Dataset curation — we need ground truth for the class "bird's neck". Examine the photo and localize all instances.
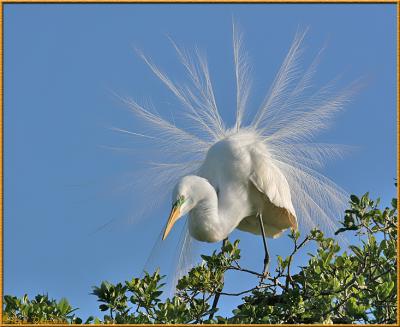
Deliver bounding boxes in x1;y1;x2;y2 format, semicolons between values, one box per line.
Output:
188;184;240;243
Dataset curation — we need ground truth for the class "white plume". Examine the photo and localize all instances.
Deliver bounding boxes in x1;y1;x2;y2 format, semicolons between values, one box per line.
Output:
116;26;360;286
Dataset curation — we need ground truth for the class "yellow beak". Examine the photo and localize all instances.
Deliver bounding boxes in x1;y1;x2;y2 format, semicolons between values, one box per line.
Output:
162;204;181;240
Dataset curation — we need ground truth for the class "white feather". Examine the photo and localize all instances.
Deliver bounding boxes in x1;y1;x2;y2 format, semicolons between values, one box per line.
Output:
116;26;358;288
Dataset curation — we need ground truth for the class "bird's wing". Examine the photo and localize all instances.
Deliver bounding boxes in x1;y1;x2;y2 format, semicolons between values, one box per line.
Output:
249;149;298;232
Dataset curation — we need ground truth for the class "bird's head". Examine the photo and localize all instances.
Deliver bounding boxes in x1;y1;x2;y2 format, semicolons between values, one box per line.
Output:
162;175;210;240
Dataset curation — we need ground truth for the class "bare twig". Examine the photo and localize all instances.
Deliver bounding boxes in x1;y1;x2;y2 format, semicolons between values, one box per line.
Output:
228;265;264;278
209;238;228;320
220;287;258;297
285;235;310;289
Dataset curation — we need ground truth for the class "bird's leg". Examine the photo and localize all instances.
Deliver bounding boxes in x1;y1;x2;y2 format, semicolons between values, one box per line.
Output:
258;214;270;282
209;237;228;320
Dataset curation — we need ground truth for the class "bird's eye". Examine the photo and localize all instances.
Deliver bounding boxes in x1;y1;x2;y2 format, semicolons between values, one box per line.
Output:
173;195;185;207
177;195;185;206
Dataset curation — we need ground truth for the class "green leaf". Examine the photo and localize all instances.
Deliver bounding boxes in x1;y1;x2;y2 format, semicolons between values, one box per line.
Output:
99;304;109;311
350;194;360;205
57;298;70;315
349;245;363;259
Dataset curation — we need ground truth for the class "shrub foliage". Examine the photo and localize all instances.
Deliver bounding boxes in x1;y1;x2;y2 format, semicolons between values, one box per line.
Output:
4;191;397;324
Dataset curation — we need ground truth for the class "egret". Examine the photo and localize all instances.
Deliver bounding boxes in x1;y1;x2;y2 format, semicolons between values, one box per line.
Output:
118;26;359;280
162;131;297;276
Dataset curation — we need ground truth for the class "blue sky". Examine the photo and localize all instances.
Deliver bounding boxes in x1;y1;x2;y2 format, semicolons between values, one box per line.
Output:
4;4;396;319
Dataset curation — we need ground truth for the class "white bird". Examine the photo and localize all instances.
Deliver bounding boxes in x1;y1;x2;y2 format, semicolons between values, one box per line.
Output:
117;25;359;280
162;129;298;275
163;130;296;243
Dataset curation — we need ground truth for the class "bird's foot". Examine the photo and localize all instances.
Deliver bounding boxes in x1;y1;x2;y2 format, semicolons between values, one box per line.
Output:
259;260;269;284
258;271;269;285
